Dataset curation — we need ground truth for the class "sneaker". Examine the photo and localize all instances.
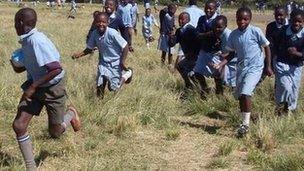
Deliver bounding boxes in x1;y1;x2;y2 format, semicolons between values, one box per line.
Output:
122;67;133;84
237;124;249;138
68;105;81;132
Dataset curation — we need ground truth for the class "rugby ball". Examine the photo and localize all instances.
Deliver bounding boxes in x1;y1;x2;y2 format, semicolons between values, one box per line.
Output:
11;48;24;68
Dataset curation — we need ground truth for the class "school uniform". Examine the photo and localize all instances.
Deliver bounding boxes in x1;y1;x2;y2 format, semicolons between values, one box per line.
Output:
226;25;270;98
131;3;138;29
18;28;66;124
169;23;200;87
158;10;175;53
193;13;218;76
274;26;304;110
183;5;205;28
117;3;133;28
142;14;157;40
193;28;236;86
87;27;127;91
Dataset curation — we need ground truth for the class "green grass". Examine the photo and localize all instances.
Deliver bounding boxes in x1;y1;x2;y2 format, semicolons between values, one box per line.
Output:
1;2;304;170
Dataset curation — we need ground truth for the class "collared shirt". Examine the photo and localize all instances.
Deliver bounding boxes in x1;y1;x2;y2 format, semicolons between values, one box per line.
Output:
266;19;289;54
117;3;133;27
226;25;270;69
196;13;217;33
142;14;157;31
276;26;304;66
130;3;138;27
159;8;175;34
87;27;127;66
183;5;205;28
19;28;64;87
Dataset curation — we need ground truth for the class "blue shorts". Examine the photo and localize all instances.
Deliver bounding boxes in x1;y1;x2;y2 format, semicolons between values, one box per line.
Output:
274;61;303;110
97;64;121;91
157;34;175;54
235;64;263;98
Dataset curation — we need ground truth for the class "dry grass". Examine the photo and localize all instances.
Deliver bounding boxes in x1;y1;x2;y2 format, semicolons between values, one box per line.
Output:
1;2;304;170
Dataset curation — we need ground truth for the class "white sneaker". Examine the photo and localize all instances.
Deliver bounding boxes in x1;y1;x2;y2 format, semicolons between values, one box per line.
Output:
122;68;133;84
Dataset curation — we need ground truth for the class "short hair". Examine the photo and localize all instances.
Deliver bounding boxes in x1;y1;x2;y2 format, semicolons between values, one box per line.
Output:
215;15;227;26
188;0;197;6
236;6;252;19
274;5;287;13
168;3;176;10
179;12;190;21
93;10;101;18
105;0;117;6
290;9;304;20
15;7;37;28
96;11;109;20
205;0;216;6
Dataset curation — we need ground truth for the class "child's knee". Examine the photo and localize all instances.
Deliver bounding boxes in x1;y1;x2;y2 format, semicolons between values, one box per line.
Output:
12;119;27;135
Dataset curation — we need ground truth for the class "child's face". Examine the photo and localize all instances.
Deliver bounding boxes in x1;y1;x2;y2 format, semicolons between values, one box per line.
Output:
95;15;109;34
104;0;116;14
14;16;23;36
274;9;287;25
236;11;251;31
214;19;226;36
168;6;176;16
205;2;216;19
145;9;151;16
291;14;304;33
178;14;188;27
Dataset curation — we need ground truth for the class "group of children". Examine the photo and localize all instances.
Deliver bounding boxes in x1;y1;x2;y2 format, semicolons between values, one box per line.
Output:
8;0;304;169
157;0;303;137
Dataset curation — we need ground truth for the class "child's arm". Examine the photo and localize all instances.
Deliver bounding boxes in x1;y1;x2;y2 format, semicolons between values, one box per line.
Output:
120;44;129;70
22;61;62;101
72;48;94;59
264;45;273;76
288;47;304;59
212;52;235;70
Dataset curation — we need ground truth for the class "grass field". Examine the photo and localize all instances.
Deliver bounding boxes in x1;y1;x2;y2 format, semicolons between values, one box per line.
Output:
1;2;304;170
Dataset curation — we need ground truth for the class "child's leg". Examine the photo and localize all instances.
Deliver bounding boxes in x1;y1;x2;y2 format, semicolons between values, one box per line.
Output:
239;94;251;124
97;81;106;99
13;102;40;170
161;51;166;64
176;58;195;89
194;73;209;98
45;80;80;137
214;77;224;95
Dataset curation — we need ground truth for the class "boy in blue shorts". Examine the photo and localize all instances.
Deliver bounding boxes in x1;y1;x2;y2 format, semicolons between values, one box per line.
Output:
72;12;133;99
217;7;273;137
274;10;304;116
11;8;81;171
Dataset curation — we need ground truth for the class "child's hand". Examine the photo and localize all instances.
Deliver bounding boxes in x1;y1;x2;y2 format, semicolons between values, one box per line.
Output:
288;47;298;56
265;66;274;77
22;85;36;101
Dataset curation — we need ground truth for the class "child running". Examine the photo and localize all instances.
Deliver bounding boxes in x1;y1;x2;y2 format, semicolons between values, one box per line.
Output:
142;8;159;48
217;7;273;137
192;0;218;97
158;4;177;65
274;9;304;115
169;12;200;90
130;0;139;35
11;8;80;171
260;6;289;81
72;12;133;99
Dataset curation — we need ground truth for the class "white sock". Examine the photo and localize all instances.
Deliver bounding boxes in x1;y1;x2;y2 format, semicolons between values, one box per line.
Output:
122;69;132;81
242;112;251;126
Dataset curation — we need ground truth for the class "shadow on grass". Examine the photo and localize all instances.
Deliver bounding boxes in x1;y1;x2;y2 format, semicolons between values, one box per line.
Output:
35;150;51;166
206;111;228;120
0;151;20;166
179;121;222;134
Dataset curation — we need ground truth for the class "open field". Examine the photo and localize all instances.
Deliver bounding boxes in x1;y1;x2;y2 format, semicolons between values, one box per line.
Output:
0;2;304;170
